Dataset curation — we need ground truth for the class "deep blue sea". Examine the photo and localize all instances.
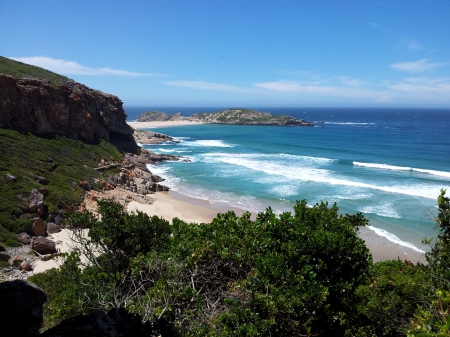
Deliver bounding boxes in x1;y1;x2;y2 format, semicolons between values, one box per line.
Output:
125;107;450;252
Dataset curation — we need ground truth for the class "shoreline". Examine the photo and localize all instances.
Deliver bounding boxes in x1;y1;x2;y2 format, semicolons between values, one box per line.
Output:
127;121;204;129
128;190;426;264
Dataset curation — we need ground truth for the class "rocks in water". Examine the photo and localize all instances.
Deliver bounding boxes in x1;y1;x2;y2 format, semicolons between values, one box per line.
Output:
0;280;47;336
31;237;57;255
5;173;15;181
28;189;45;216
31;218;46;237
46;223;60;234
133;130;179;144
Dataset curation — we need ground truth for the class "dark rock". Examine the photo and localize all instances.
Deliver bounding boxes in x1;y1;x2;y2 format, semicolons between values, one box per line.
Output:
28;189;44;216
0;252;11;262
31;237;57;254
5;173;15;181
18;232;31;245
0;280;47;336
36;176;49;185
79;180;91;191
46;222;61;234
41;307;170;337
31;217;46;236
39;187;49;196
54;215;64;224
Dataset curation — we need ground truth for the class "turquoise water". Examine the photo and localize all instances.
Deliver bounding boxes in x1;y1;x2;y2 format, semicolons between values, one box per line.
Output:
126;107;450;252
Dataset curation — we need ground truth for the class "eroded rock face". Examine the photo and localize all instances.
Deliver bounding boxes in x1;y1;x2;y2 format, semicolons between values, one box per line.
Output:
0;74;138;152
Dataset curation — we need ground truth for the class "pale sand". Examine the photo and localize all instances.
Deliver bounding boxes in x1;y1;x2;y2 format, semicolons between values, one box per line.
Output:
32;229;75;274
33;191;426;274
127;121;204;129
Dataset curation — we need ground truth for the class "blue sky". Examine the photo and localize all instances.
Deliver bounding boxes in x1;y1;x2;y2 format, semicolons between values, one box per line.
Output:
1;0;449;108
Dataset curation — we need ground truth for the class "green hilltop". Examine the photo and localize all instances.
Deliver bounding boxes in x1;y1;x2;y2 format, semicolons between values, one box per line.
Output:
0;56;70;86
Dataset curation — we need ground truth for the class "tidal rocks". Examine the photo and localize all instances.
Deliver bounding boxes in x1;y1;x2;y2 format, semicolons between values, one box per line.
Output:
133;130;179;144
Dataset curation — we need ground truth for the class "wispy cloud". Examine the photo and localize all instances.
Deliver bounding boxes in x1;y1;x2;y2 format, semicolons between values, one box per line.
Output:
390;59;443;73
165;80;246;92
10;56;161;76
400;37;423;51
389;77;450;93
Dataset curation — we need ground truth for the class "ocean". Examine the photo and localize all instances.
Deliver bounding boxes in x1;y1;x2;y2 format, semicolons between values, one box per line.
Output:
125;107;450;253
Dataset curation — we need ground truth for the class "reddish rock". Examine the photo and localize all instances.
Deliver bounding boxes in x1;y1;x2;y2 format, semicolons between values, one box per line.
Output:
28;189;44;215
39;187;49;196
0;74;138;153
31;218;46;236
31;237;57;255
46;222;60;234
79;180;91;191
21;260;33;271
36;176;49;185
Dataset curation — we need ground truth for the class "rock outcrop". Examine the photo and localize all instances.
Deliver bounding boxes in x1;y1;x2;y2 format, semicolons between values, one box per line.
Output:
0;74;138;152
133;130;179;144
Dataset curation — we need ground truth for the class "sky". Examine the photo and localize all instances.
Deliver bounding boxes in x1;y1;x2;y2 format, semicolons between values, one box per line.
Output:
1;0;449;108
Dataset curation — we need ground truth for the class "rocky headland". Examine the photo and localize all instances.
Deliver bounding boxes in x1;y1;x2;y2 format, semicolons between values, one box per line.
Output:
136;108;314;126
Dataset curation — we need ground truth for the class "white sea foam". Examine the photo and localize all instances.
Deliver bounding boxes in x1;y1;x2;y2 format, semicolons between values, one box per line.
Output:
136;142;143;147
185;140;233;147
366;226;425;253
156;148;191;153
324;122;376;126
358;203;402;219
201;153;443;199
336;193;373;200
354;161;450;179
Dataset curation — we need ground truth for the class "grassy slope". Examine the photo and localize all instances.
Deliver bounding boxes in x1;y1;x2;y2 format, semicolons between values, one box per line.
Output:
0;56;70;86
0;129;122;246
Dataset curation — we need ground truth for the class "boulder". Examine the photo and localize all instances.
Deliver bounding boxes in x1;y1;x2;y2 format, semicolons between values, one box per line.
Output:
29;189;44;215
31;237;57;255
5;173;15;181
31;217;46;236
0;253;11;262
0;280;47;336
36;176;49;185
41;307;165;337
18;232;31;245
46;222;61;234
39;187;49;196
21;260;33;271
79;180;91;191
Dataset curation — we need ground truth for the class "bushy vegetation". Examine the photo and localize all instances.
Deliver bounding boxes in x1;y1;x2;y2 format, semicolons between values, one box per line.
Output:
0;129;122;246
0;56;70;86
26;195;447;336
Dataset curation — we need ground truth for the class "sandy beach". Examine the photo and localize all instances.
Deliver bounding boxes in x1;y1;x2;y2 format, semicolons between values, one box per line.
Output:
33;189;426;274
127;121;204;129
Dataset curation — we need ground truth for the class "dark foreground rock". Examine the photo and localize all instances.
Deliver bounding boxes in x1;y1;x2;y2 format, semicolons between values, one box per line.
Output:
0;280;47;336
0;280;175;337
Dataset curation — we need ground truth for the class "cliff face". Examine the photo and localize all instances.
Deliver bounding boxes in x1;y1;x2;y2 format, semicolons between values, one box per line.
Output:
0;74;138;152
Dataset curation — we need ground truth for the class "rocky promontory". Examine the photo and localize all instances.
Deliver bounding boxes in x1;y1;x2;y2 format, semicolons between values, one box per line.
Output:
0;58;138;152
136;108;314;126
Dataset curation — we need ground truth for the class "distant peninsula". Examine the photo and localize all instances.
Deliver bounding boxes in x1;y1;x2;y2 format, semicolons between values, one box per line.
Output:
136;108;314;126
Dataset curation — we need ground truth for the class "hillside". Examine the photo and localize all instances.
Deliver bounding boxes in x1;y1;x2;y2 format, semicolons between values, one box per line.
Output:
0;56;70;86
136;108;314;126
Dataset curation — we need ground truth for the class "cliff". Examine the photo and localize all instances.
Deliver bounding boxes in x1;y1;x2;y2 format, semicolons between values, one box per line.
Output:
136;108;314;126
0;59;138;153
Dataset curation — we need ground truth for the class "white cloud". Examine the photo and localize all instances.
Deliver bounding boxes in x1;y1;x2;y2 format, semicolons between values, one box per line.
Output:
10;56;160;76
165;80;245;92
389;77;450;93
400;37;423;51
390;59;442;73
253;80;378;99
